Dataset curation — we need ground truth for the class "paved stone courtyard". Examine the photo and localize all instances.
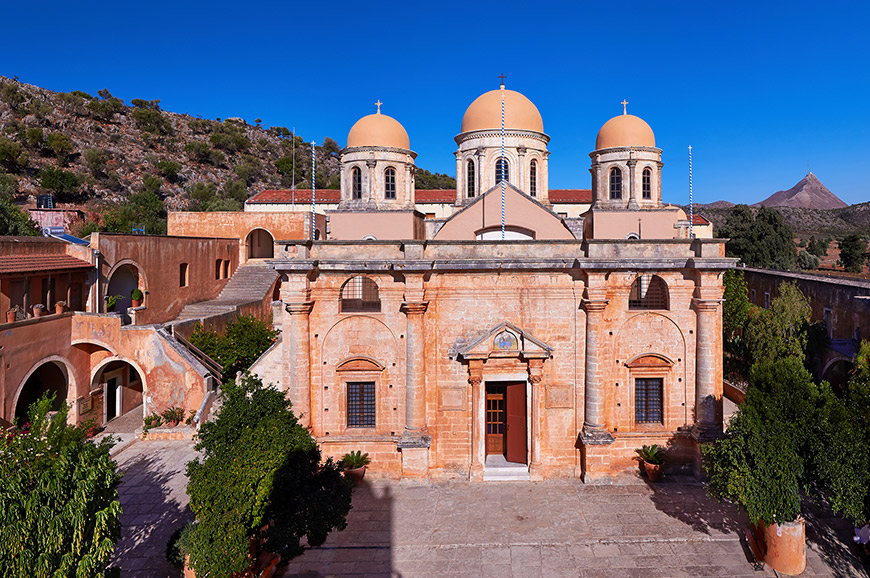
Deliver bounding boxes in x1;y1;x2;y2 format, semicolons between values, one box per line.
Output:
112;439;868;578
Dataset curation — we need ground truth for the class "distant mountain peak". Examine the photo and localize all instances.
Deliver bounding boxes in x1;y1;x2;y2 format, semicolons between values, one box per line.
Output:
753;173;847;210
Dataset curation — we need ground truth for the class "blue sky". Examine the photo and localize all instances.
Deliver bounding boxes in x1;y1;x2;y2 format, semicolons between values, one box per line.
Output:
2;1;868;205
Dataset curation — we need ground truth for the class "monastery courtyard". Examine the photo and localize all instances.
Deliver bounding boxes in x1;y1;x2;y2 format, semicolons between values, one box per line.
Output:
111;439;866;578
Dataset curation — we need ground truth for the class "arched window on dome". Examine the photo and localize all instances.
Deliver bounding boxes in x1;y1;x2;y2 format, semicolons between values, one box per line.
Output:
341;276;381;313
529;160;537;197
384;167;396;199
628;274;669;310
642;168;652;200
496;158;509;184
609;167;622;200
352;167;362;200
467;159;476;198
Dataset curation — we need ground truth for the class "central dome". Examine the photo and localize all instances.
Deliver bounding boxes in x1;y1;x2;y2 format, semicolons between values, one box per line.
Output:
347;111;410;149
461;87;544;133
595;114;655;150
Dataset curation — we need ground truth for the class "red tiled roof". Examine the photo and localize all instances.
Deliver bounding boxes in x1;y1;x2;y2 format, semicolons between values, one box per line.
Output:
247;189;342;204
548;189;593;203
692;214;711;225
415;189;456;203
0;254;93;275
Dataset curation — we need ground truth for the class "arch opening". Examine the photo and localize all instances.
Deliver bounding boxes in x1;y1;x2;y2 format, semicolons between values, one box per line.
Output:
92;360;144;424
15;361;68;421
629;275;669;310
106;263;140;320
340;276;381;313
247;228;274;259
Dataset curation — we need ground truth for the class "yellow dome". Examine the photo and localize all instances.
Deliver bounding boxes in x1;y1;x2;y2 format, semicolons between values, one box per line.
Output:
595;114;655;149
461;87;544;133
347;111;410;149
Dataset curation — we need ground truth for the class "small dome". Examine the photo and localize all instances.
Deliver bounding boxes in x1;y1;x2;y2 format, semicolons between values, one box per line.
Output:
595;114;655;149
461;87;544;133
347;110;410;149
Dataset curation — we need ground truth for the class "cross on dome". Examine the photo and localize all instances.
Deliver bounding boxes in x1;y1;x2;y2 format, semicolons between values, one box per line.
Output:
498;73;506;88
621;99;629;115
375;100;383;114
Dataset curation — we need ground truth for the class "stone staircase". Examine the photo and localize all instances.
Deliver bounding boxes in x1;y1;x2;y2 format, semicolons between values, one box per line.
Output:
482;455;531;482
175;261;278;321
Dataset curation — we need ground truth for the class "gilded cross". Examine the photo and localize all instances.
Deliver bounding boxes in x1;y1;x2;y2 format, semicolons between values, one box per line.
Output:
621;99;629;115
375;100;382;113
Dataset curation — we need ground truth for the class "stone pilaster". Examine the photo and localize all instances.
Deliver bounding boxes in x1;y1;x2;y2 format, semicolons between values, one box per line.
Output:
399;301;428;437
468;360;484;480
285;301;313;427
517;146;526;192
454;151;462;204
528;359;543;480
580;276;613;483
692;298;723;442
627;159;639;210
365;159;376;203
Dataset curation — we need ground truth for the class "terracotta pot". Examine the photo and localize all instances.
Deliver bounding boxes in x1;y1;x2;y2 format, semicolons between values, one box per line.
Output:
760;517;806;575
131;299;141;308
32;307;45;318
343;466;367;485
55;304;65;314
643;461;663;482
5;310;16;323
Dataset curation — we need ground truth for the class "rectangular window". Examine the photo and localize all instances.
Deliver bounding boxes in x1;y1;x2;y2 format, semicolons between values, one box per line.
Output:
215;259;222;280
764;292;770;309
222;260;230;279
347;382;375;428
750;288;756;304
180;263;189;287
635;378;663;423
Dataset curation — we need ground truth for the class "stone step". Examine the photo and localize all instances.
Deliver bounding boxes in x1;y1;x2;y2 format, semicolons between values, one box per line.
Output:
482;466;531;482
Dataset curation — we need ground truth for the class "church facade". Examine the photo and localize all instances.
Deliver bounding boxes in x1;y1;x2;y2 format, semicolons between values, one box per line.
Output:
252;84;732;482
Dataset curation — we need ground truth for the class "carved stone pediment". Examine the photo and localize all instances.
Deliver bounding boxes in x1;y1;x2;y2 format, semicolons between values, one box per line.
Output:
448;321;552;361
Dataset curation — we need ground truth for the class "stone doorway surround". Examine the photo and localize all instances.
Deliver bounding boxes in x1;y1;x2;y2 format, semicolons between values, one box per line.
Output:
449;321;552;481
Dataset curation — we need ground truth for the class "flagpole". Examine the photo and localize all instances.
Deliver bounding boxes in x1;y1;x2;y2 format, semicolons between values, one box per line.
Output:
688;145;694;240
311;142;316;240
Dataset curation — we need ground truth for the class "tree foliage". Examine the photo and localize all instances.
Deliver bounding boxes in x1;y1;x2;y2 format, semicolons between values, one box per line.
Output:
188;315;277;380
83;148;107;177
184;375;352;576
807;235;829;258
39;167;81;196
745;281;812;366
131;99;173;135
415;168;456;189
86;89;125;121
0;136;28;172
0;196;39;235
81;190;167;235
797;250;820;270
46;132;75;165
0;394;122;577
837;234;867;273
719;205;797;270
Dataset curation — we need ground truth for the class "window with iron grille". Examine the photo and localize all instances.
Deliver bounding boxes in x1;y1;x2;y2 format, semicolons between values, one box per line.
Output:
340;276;381;312
628;274;668;309
635;378;663;423
347;382;376;427
467;159;475;198
529;160;537;197
642;168;652;199
609;167;622;199
496;158;509;183
384;167;396;199
352;167;362;199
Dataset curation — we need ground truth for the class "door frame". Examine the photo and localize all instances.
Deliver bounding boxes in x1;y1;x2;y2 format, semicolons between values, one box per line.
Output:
102;368;124;423
480;374;530;466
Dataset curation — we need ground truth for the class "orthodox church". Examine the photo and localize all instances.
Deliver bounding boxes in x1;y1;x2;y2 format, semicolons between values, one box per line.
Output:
240;82;730;482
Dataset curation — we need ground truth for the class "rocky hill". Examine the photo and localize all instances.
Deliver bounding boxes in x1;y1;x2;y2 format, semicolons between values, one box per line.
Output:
0;76;454;219
690;201;870;238
753;172;848;209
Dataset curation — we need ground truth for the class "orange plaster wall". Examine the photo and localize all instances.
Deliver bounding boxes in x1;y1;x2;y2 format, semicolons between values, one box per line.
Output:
326;211;425;241
586;208;685;240
433;188;575;240
94;233;238;325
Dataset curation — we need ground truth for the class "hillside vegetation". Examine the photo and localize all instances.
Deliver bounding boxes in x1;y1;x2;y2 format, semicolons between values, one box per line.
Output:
0;76;455;233
691;202;870;238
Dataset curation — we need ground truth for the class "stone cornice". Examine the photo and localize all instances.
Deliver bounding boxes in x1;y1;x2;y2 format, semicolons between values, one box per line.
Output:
455;129;550;146
341;145;418;159
285;301;314;315
400;301;429;315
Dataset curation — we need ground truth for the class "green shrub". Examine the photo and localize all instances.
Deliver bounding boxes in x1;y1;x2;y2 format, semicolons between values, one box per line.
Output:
156;159;181;182
0;394;122;577
0;196;39;235
39;167;81;195
83;148;107;176
0;136;28;171
46;132;75;164
635;444;665;465
184;375;352;576
188;315;278;380
340;450;371;469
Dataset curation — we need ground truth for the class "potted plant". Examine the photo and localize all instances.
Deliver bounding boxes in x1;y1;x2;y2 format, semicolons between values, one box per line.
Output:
105;294;123;312
5;305;20;323
161;406;185;427
54;300;66;314
131;288;143;308
32;303;46;318
143;414;163;437
340;450;370;485
635;444;665;482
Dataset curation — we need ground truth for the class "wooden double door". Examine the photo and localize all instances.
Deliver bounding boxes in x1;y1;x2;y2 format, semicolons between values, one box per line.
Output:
485;382;527;464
